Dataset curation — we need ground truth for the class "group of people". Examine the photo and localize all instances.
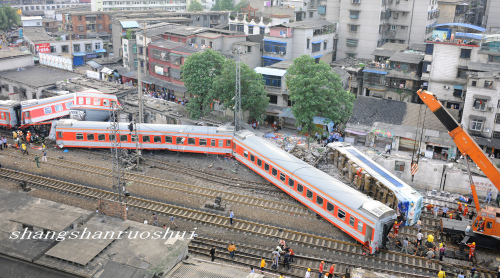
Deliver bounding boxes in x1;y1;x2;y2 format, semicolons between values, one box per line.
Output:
425;203;475;221
11;130;47;167
143;89;188;106
317;131;344;147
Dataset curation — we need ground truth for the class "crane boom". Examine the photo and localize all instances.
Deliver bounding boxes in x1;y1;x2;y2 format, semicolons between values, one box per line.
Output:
416;90;500;211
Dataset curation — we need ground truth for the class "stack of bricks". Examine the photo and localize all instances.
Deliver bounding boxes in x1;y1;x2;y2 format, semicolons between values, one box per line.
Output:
98;199;127;220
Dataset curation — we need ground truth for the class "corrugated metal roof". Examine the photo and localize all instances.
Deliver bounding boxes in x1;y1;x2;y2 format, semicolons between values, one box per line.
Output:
372;48;397;57
433;23;486;32
120;21;140;29
254;67;287;77
388;51;424;64
86;60;102;69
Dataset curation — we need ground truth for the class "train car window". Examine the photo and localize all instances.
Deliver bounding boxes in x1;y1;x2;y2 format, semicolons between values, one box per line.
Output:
226;140;231;147
288;178;294;187
98;134;105;141
265;163;269;171
154;136;161;143
306;189;313;200
66;102;73;109
338;209;346;220
327;202;334;212
280;173;285;182
272;168;277;176
94;98;101;105
78;97;84;104
211;139;216;147
87;134;95;140
131;135;138;142
250;154;255;162
297;183;304;193
109;134;116;141
481;212;487;217
357;221;363;232
120;135;128;142
55;104;63;112
257;159;262;167
176;137;185;144
57;132;63;138
218;140;223;147
487;222;493;229
142;135;150;143
199;139;207;146
233;143;236;150
188;138;196;145
349;216;355;227
103;99;109;106
316;196;323;206
24;111;30;118
44;107;52;114
76;133;84;140
244;150;248;158
86;98;91;105
166;136;173;143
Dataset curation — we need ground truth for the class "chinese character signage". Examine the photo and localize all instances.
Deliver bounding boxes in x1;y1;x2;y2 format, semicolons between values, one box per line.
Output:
35;43;51;53
462;175;498;198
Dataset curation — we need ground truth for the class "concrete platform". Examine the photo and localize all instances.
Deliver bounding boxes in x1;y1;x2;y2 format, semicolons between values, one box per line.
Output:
10;205;85;232
0;189;190;277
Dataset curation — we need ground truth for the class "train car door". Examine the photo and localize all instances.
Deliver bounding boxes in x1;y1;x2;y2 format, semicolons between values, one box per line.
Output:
364;225;373;243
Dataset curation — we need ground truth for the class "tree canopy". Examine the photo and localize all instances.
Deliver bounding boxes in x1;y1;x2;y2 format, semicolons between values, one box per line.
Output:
220;0;234;10
210;0;221;11
181;49;226;119
233;0;249;12
286;55;355;148
0;5;20;31
212;59;268;123
188;0;204;11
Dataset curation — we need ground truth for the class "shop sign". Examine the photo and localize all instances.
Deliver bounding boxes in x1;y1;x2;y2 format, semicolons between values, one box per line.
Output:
462;176;498;197
372;129;393;138
35;43;51;53
86;53;97;58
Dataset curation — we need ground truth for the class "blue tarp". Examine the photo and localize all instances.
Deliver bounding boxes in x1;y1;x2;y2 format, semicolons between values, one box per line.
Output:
312;40;323;44
433;23;486;32
95;49;107;53
363;69;388;75
120;21;140;28
454;85;463;90
263;39;286;44
262;56;285;61
73;52;85;56
313;55;323;58
455;32;483;40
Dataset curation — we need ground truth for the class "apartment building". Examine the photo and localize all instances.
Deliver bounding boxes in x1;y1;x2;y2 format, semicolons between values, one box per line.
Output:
327;0;438;60
485;0;500;32
362;43;424;101
262;19;337;66
437;0;470;24
62;11;113;39
92;0;187;12
229;14;291;35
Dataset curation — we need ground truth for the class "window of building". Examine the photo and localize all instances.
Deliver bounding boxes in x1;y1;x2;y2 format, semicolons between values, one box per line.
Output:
493;131;500;139
248;26;253;34
78;15;82;21
62;45;69;53
260;27;265;34
78;25;84;31
263;75;281;87
297;183;304;193
98;24;102;30
349;24;358;32
95;42;101;49
338;209;346;220
176;137;185;144
263;40;286;54
327;202;334;212
165;136;173;143
73;44;80;52
120;135;128;142
288;178;294;187
347;52;356;58
324;41;327;50
87;133;95;140
347;39;358;47
199;138;206;145
470;119;483;131
306;38;310;49
154;136;162;143
425;44;434;55
316;196;323;206
350;10;359;19
134;59;137;68
306;189;313;200
280;173;285;182
471;81;477;87
268;94;278;104
460;49;471;59
237;24;244;32
76;133;84;140
485;81;494;89
390;25;396;31
97;14;101;19
312;42;321;52
473;98;487;110
109;24;112;30
395;161;405;172
272;168;277;176
309;11;313;18
496;113;500;124
188;138;195;145
85;43;92;51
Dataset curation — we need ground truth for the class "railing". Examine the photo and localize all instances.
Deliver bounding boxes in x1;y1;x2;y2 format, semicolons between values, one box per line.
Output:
265;85;283;93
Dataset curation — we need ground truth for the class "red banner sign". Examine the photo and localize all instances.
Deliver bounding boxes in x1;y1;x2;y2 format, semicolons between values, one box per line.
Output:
35;43;51;53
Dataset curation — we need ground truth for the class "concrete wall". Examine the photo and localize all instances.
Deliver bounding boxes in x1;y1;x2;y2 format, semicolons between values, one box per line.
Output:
485;0;500;33
437;3;456;24
0;80;45;100
0;56;34;72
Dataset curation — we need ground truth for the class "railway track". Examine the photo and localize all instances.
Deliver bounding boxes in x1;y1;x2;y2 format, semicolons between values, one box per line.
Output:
0;150;314;218
1;168;497;278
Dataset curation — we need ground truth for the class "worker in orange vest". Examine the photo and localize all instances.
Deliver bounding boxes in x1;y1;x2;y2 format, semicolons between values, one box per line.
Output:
457;202;463;212
467;242;476;259
393;221;403;236
449;213;453;219
463;204;468;217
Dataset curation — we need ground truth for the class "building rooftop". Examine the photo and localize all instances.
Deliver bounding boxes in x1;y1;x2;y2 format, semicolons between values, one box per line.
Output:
9;205;85;232
348;96;406;127
163;26;243;37
0;66;80;87
22;27;55;42
255;66;287;76
0;50;32;60
233;41;260;46
172;45;203;54
136;22;179;37
197;32;224;38
283;19;335;29
21;16;43;21
403;103;459;133
150;39;186;49
269;59;293;69
409;43;426;52
66;10;228;16
246;34;264;44
372;48;397;58
380;42;409;51
388;51;424;64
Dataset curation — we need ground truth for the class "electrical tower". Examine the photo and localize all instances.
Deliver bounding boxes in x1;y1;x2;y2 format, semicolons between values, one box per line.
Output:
234;45;242;133
110;101;124;202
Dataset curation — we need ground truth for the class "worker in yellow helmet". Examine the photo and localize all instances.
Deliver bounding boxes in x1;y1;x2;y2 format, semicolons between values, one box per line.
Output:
467;242;476;259
457;202;463;212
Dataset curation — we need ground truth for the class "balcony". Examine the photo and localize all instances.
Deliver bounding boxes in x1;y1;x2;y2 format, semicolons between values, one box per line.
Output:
210;19;220;24
265;85;286;94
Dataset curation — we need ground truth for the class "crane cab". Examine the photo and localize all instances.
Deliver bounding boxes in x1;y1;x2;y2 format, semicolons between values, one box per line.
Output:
472;206;500;238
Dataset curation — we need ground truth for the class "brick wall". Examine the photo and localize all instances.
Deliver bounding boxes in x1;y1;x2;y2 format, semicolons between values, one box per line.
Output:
98;199;127;220
63;13;112;38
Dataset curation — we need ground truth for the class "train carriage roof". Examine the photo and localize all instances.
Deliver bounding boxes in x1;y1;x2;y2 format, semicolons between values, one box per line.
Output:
0;100;21;108
237;131;395;221
21;94;75;108
56;119;234;135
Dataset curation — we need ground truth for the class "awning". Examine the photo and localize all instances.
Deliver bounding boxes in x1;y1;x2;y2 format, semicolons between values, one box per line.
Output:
454;85;463;90
313;54;323;59
472;136;500;149
95;49;107;53
169;53;182;57
313;116;332;125
312;40;323;44
120;21;140;28
277;107;295;119
363;69;388;75
141;76;187;92
263;39;286;44
262;56;285;61
113;72;120;77
73;52;86;56
100;67;114;75
121;71;138;79
254;67;287;77
473;94;491;100
265;105;284;115
86;60;102;69
469;115;486;121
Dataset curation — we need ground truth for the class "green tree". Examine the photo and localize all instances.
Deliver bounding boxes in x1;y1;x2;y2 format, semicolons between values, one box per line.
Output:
220;0;234;10
0;5;20;31
211;0;221;11
233;0;248;11
212;59;268;123
286;55;355;149
188;0;204;11
181;49;226;119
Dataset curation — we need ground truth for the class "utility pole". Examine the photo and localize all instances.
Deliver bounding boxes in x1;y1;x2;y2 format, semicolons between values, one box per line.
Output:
234;45;242;135
69;21;73;58
110;101;124;202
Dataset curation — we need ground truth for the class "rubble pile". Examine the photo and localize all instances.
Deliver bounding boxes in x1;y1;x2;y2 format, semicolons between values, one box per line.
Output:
289;145;326;167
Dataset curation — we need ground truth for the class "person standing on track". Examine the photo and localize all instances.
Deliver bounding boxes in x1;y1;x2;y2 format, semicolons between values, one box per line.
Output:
21;143;28;155
393;221;403;237
305;268;311;278
42;151;47;163
210;246;216;262
283;251;291;270
463;205;469;217
329;264;335;277
467;242;476;260
438;268;446;278
229;210;234;225
433;205;439;218
2;137;7;149
260;257;266;272
442;205;448;217
228;243;236;259
34;154;40;168
416;231;423;246
319;261;325;278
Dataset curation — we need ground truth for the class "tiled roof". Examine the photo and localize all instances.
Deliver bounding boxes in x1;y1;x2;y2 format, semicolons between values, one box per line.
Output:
388;51;424;64
402;103;459;133
348;96;406;126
